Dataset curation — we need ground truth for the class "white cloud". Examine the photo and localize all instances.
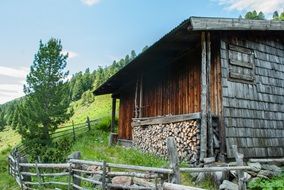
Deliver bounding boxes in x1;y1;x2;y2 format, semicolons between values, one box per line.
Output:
0;84;24;104
81;0;101;6
0;66;28;79
62;50;79;59
216;0;284;14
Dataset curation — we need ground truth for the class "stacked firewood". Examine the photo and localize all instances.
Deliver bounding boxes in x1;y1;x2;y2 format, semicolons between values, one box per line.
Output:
133;120;200;163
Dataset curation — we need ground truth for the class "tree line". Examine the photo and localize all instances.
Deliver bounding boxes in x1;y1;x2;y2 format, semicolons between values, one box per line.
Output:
0;44;147;132
243;10;284;20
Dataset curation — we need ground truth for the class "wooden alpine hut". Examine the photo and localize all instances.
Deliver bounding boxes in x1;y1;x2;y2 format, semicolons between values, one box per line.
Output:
94;17;284;161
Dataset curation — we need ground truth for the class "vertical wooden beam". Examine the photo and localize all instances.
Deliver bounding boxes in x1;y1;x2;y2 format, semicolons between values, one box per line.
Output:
134;77;139;118
68;151;81;190
200;32;208;161
167;137;180;184
111;97;116;133
138;74;143;118
232;145;246;190
207;32;214;157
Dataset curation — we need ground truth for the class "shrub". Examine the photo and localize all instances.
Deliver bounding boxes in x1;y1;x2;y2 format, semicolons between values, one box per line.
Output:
96;117;112;131
23;136;73;163
248;174;284;190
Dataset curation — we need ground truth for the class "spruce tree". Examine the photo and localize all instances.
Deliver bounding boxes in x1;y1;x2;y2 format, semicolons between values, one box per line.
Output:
0;108;5;131
273;11;279;20
23;38;71;144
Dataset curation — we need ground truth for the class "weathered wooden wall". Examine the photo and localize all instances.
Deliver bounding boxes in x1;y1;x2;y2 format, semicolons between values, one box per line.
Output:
220;33;284;158
142;52;201;117
118;88;135;140
118;45;223;140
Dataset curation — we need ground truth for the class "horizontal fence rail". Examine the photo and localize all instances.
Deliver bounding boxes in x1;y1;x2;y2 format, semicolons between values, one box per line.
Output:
8;155;259;190
12;117;101;156
8;117;279;190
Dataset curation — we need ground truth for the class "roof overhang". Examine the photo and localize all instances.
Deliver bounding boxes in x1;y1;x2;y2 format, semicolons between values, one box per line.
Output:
93;17;284;96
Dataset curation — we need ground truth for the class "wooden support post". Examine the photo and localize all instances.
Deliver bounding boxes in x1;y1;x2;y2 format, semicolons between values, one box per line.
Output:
108;133;118;146
86;116;91;131
68;163;72;190
200;32;208;161
167;137;180;184
232;145;246;190
111;97;116;133
37;156;45;184
102;161;107;190
206;32;214;157
138;74;143;118
16;157;24;190
134;77;139;118
35;161;43;188
68;152;81;190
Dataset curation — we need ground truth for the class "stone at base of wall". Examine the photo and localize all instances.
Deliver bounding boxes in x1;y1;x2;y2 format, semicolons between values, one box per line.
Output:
118;139;133;147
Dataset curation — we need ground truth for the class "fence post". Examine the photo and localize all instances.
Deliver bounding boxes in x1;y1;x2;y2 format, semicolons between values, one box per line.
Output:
167;137;181;184
35;161;43;188
19;156;31;186
86;116;91;131
16;157;24;190
72;121;76;141
68;163;72;190
68;151;81;190
102;161;107;190
232;145;246;190
37;156;45;184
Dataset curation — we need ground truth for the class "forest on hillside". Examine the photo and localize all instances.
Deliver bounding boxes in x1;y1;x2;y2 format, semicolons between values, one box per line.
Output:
0;45;148;132
1;10;284;132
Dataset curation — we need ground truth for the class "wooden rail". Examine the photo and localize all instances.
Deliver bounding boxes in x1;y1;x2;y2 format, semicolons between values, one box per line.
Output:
8;117;267;190
132;112;201;127
8;150;260;190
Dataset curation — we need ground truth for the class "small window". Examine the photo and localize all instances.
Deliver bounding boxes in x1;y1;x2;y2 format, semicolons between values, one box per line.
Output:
228;44;255;83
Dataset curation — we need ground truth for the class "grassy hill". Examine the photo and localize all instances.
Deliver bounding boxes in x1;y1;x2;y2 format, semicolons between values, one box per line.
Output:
67;94;114;124
0;128;21;190
0;93;113;189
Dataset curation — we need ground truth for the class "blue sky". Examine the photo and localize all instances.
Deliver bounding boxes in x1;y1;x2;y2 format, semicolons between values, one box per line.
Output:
0;0;283;104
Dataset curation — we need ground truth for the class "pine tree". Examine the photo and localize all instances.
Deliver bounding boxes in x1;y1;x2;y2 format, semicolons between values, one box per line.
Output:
0;108;6;131
23;38;71;144
142;46;148;52
273;11;279;20
245;10;265;20
258;11;265;20
130;50;137;61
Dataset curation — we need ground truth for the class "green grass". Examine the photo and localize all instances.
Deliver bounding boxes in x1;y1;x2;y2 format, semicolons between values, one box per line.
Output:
248;173;284;190
0;128;21;190
67;94;115;124
0;128;21;153
68;128;218;189
69;129;167;167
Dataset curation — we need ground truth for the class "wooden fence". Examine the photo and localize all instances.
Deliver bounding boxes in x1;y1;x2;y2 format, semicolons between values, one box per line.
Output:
13;117;100;156
8;137;258;190
8;153;254;190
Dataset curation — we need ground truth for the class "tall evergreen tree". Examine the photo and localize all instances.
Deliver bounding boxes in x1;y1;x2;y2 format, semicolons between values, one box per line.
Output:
273;11;279;20
0;108;5;131
258;11;265;20
130;50;137;61
244;10;265;20
23;38;71;144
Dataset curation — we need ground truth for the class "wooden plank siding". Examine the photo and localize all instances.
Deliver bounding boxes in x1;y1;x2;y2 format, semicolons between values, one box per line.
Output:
118;42;223;140
221;33;284;158
118;88;135;140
